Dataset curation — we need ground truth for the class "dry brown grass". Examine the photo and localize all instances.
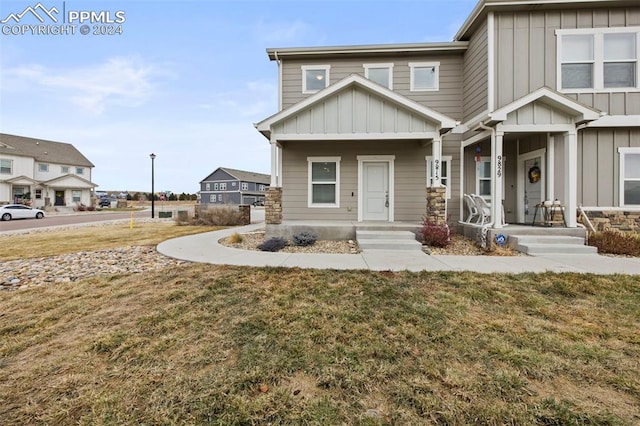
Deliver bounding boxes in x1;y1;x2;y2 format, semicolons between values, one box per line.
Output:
0;222;219;261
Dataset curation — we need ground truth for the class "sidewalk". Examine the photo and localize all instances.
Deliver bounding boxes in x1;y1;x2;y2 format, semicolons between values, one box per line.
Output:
157;223;640;275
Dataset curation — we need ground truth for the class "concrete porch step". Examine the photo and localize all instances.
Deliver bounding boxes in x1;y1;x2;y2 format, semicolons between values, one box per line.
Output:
356;230;422;251
509;234;597;256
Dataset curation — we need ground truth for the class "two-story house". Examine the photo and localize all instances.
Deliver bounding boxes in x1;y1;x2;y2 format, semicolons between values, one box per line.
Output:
256;0;639;240
0;133;97;208
200;167;270;206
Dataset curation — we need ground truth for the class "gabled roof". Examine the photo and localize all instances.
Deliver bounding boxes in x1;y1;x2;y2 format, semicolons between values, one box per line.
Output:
266;42;468;60
200;167;270;185
43;174;97;188
486;87;602;125
2;175;38;185
256;74;458;139
0;133;94;167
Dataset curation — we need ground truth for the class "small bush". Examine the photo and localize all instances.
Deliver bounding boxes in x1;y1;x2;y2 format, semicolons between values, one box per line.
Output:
588;230;640;256
257;237;288;252
420;219;451;248
293;231;317;247
177;206;244;226
228;232;243;244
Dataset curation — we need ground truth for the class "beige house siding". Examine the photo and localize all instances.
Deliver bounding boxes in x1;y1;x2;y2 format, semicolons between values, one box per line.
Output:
463;19;489;122
280;55;464;119
281;140;453;222
494;7;640;115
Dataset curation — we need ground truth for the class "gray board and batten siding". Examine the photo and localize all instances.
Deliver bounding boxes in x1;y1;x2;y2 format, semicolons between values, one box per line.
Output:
462;19;489;122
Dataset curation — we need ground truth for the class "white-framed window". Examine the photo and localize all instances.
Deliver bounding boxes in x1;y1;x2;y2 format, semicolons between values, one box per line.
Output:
35;189;42;199
214;183;219;190
476;157;492;199
0;159;12;174
220;182;227;190
39;163;49;172
232;182;236;187
409;62;439;91
209;194;216;202
363;63;393;89
259;185;266;191
205;183;210;190
557;27;639;92
241;182;248;190
76;167;84;175
302;65;330;93
61;166;70;174
307;156;340;208
619;147;640;206
426;156;452;199
72;190;81;202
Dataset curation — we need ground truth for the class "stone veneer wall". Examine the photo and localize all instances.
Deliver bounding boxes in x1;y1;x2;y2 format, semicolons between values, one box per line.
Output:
425;187;447;226
582;210;640;232
265;188;283;225
238;204;251;225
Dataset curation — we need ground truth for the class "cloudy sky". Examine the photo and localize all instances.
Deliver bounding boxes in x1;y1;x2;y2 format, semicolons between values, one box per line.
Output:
0;0;477;194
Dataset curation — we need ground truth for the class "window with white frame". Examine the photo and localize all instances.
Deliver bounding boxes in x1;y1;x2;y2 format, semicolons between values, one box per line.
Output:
426;156;452;199
39;163;49;172
259;185;266;191
0;159;11;174
209;194;216;203
476;157;492;198
61;166;70;174
220;182;227;190
76;167;84;175
241;182;248;190
214;183;219;190
72;190;81;202
557;28;639;92
308;157;340;207
205;183;210;190
409;62;439;91
363;63;393;89
619;147;640;206
302;65;330;93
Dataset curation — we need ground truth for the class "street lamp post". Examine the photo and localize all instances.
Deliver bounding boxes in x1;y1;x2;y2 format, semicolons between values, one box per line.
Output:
150;153;156;218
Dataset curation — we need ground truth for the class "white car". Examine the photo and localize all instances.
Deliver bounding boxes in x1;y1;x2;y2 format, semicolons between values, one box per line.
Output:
0;204;46;221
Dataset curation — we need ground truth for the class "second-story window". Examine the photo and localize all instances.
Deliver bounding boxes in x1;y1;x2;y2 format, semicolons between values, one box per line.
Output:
363;63;393;89
242;182;248;190
409;62;440;91
76;167;84;175
61;166;70;174
0;159;12;174
39;163;49;172
220;183;227;190
205;183;210;190
302;65;330;93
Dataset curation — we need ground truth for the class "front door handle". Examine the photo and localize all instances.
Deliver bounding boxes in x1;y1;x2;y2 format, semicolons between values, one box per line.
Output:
385;192;389;208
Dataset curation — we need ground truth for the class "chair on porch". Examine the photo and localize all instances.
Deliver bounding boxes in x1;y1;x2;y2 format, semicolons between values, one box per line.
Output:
471;194;492;225
463;194;481;224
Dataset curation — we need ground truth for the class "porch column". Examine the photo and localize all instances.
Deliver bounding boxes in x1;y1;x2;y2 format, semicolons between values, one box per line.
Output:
491;130;504;228
564;130;577;227
546;133;555;202
431;135;442;187
267;137;283;225
270;138;281;187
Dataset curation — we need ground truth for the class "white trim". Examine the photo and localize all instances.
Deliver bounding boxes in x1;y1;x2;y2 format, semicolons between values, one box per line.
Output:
497;124;576;133
273;132;441;141
307;156;341;208
586;115;640;127
581;206;640;212
517;148;546;224
487;11;495;112
426;155;452;199
357;155;395;222
363;62;394;90
462;129;491;147
547;134;555;202
618;147;640;208
301;65;331;94
565;131;578;227
409;61;440;91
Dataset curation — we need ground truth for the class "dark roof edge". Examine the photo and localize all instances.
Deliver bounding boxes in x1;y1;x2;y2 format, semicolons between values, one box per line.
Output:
267;42;469;60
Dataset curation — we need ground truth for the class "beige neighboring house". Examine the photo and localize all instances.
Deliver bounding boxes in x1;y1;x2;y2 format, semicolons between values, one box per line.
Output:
0;133;97;208
256;0;640;239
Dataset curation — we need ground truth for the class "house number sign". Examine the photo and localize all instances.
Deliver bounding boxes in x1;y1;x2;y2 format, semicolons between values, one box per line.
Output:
434;159;440;181
496;155;503;178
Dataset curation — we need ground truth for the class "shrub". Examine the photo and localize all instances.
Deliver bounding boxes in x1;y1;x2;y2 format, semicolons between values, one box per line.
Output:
420;219;451;248
588;230;640;256
228;232;243;244
293;231;317;247
177;206;244;226
257;237;288;252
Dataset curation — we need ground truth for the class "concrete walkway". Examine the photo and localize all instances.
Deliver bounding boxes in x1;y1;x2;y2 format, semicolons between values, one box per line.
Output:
157;222;640;275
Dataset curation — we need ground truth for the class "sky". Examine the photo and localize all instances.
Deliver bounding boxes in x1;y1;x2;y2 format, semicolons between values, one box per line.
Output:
0;0;478;194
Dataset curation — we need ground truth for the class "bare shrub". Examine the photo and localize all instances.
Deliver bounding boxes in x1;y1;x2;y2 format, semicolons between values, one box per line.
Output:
588;230;640;256
177;206;244;226
420;219;451;248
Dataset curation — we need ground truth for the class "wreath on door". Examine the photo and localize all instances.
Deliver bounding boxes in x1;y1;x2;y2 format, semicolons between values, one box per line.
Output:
528;164;541;183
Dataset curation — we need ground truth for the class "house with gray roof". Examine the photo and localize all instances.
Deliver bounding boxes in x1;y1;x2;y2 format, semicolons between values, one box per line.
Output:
0;133;97;208
200;167;270;206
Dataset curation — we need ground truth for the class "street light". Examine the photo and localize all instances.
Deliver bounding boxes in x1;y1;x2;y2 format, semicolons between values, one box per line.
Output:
150;153;156;218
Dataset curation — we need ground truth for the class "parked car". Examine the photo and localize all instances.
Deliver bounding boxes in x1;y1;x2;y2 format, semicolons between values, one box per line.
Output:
0;204;46;221
252;200;265;206
99;198;116;208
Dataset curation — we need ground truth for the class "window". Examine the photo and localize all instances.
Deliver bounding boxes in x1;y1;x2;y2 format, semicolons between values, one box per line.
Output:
232;182;236;187
76;167;84;175
241;182;248;190
205;183;210;190
39;163;49;172
364;63;393;89
259;185;266;191
557;28;639;92
476;157;492;198
214;183;219;190
302;65;330;93
209;194;216;202
35;189;42;199
0;159;11;174
61;166;70;174
619;148;640;206
220;183;227;190
72;190;81;202
308;157;340;207
426;156;452;199
409;62;439;91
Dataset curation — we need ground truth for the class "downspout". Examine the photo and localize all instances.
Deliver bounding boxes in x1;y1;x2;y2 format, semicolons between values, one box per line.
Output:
274;51;282;111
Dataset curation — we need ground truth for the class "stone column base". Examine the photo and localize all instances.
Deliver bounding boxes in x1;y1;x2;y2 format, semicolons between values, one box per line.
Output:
425;187;447;226
265;188;283;225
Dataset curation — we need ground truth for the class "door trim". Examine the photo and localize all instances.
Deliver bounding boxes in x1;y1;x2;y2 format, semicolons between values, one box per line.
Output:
517;149;546;223
357;155;395;222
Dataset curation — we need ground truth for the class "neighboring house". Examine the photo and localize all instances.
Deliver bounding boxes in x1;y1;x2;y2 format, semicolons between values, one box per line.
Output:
0;133;97;208
200;167;270;205
256;0;640;238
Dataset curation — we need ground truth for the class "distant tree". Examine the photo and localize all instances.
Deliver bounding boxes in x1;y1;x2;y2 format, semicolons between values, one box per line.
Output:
126;193;133;201
169;193;178;201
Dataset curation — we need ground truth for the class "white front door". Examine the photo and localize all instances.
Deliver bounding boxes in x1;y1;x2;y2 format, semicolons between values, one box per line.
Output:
363;162;389;221
523;156;544;224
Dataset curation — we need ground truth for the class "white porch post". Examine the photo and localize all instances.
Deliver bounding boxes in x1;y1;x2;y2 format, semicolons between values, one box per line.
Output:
547;133;555;202
431;135;442;187
564;130;578;227
270;138;280;187
491;130;504;228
